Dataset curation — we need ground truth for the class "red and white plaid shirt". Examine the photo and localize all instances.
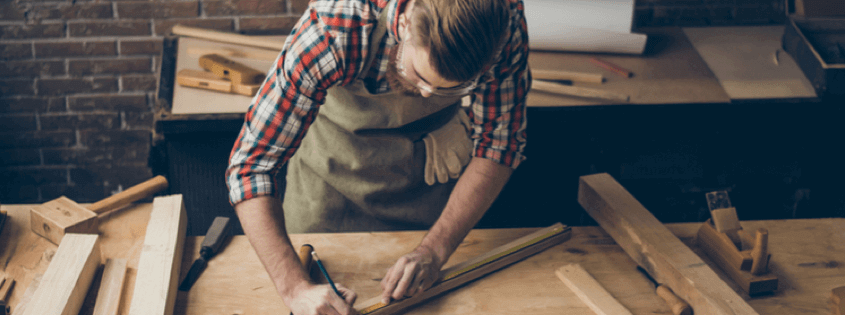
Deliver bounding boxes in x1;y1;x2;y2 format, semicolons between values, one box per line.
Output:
226;0;530;205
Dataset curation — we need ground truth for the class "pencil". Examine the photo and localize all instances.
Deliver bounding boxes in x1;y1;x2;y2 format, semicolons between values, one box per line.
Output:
312;251;342;297
589;57;633;78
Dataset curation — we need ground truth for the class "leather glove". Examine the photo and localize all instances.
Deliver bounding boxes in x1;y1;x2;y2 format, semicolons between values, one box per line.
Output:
423;110;472;185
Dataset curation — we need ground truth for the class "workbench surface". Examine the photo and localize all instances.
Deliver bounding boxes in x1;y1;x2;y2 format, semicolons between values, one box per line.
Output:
1;203;842;314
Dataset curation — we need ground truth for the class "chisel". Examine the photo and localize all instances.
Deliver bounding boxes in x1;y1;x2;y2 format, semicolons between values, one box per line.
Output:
178;216;233;291
636;266;692;315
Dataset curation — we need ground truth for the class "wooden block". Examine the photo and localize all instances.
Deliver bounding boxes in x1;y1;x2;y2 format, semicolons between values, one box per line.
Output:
127;195;187;315
30;197;98;245
176;69;233;94
711;207;742;233
92;258;128;315
556;264;632;315
697;219;752;271
22;233;101;315
199;54;265;85
186;47;280;61
832;286;845;315
578;173;760;315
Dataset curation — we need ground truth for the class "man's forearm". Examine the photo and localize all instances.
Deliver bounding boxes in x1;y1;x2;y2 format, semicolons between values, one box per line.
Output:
419;157;514;265
234;196;310;300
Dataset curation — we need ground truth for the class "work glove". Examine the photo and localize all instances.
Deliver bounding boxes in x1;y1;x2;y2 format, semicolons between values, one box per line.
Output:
423;110;473;185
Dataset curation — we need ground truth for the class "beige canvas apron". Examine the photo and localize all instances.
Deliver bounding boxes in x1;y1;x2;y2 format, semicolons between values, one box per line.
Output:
283;8;467;233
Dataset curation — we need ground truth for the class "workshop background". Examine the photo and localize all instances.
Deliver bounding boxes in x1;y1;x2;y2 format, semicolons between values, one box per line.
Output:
2;0;843;234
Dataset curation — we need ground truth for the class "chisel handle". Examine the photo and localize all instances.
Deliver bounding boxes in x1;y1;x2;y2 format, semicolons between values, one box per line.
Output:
656;285;692;315
88;175;169;214
299;244;314;274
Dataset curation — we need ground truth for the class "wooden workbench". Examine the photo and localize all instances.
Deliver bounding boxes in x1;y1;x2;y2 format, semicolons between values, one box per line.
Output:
1;203;842;314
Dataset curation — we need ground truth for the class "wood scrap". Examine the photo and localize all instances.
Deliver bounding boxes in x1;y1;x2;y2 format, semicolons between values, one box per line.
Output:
21;233;101;315
171;24;286;51
127;195;187;315
556;263;632;315
198;54;265;85
531;69;604;84
355;223;571;315
92;258;128;315
578;173;760;315
531;80;629;102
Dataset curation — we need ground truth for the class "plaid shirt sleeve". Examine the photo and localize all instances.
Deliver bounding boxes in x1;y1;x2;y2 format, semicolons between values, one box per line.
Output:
468;0;531;169
226;1;376;206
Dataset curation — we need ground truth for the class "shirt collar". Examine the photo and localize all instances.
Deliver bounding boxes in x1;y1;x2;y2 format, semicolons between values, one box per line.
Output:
386;0;410;43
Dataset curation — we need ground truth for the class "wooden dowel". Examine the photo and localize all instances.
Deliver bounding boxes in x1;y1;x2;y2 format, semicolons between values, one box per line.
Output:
88;175;169;214
532;69;604;84
750;228;769;275
172;24;285;51
531;80;629;102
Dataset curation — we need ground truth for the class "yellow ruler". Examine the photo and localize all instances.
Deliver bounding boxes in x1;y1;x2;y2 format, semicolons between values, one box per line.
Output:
356;223;571;315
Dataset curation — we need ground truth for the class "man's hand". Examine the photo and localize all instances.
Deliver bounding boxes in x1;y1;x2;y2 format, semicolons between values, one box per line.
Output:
380;245;442;304
287;282;358;315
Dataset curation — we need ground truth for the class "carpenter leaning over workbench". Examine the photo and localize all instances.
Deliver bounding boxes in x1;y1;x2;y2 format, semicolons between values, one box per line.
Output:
224;0;530;314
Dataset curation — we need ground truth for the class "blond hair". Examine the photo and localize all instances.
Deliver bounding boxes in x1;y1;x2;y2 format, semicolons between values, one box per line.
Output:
409;0;510;82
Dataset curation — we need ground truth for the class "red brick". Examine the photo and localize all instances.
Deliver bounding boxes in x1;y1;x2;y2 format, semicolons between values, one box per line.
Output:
0;114;37;131
69;21;151;37
122;75;157;91
43;144;149;165
1;43;33;60
117;1;198;18
0;3;27;20
39;112;120;131
35;41;117;58
80;129;150;147
124;111;154;128
205;0;287;16
240;16;300;34
37;78;119;95
0;60;65;77
69;58;151;76
30;3;113;20
69;94;148;111
0;167;66;186
0;79;35;96
154;18;234;36
0;149;41;166
120;39;163;55
1;23;65;40
290;0;309;15
0;97;50;113
0;130;76;148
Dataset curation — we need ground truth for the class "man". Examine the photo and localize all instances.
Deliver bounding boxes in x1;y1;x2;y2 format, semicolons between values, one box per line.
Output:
225;0;530;313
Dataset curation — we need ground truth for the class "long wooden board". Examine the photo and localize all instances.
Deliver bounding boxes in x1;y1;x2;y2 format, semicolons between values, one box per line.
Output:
578;173;759;315
21;233;100;315
127;195;187;315
354;223;571;315
556;263;633;315
93;258;128;315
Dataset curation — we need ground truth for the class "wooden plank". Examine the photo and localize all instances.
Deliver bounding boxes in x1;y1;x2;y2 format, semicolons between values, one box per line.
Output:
127;195;187;315
21;233;100;315
531;69;604;84
531;80;629;102
556;263;632;315
354;223;571;315
171;24;285;51
92;258;128;315
578;173;760;315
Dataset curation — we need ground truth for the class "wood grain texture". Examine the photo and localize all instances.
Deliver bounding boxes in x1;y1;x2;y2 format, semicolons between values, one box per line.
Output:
93;258;128;315
532;80;629;102
697;222;777;295
578;173;759;315
556;263;633;315
531;69;604;84
21;233;100;315
30;196;98;245
127;195;187;315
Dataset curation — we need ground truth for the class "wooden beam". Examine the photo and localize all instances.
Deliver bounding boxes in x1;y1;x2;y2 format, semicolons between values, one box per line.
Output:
21;233;100;315
355;223;571;315
578;173;760;315
93;258;128;315
556;263;632;315
127;195;187;315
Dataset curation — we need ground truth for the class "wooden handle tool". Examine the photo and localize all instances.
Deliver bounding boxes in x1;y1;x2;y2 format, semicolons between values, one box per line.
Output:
637;266;692;315
299;244;314;274
750;228;769;275
88;175;169;214
198;54;265;85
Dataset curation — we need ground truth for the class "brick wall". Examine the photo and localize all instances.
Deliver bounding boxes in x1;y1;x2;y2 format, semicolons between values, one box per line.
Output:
0;0;786;204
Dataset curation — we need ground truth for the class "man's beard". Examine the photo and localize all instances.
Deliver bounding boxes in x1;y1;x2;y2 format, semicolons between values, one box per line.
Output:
386;45;422;97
